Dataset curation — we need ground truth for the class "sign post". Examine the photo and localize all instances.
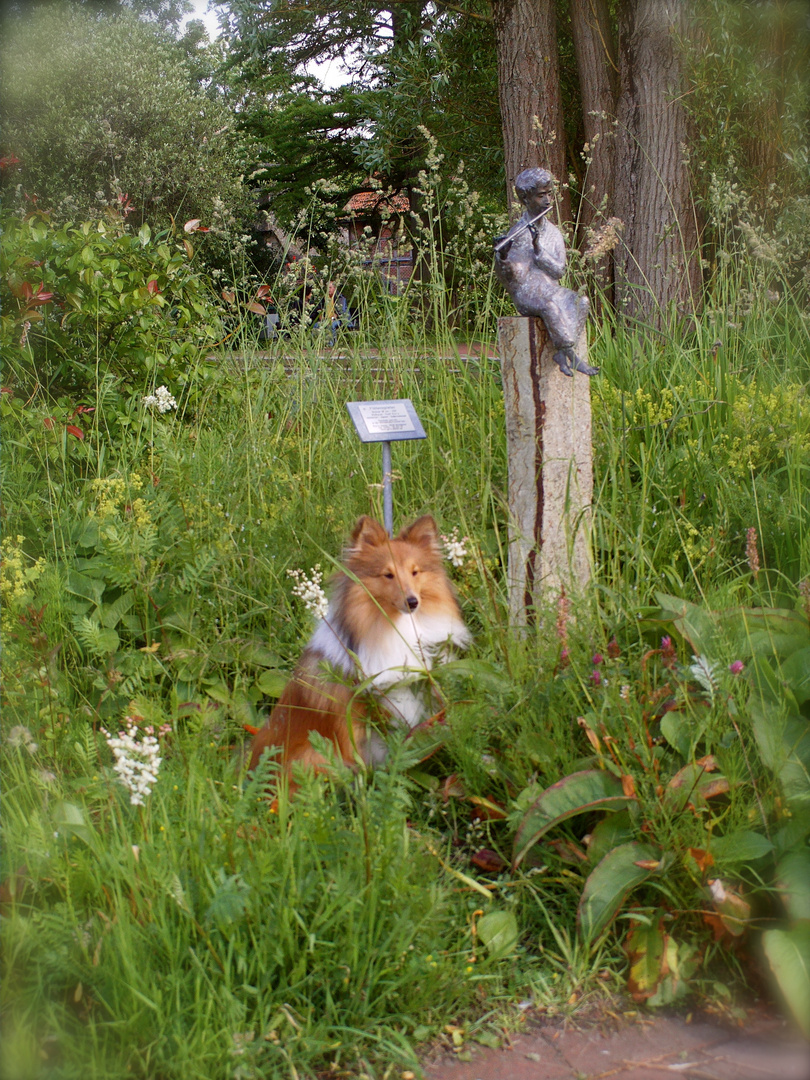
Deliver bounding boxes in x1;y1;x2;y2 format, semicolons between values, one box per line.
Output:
346;399;427;535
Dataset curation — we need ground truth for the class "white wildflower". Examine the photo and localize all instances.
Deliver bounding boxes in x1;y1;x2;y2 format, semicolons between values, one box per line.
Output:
287;565;329;620
708;878;727;904
143;385;177;413
440;527;469;569
104;718;162;806
7;725;38;754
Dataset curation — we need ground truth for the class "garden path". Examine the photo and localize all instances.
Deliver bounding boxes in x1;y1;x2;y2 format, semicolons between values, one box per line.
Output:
422;1007;808;1080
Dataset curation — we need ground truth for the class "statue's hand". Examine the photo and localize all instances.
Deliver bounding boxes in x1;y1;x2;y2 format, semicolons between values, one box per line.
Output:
494;234;512;258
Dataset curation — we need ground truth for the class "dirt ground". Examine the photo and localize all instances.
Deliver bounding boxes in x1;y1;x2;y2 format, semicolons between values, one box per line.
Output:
421;1005;809;1080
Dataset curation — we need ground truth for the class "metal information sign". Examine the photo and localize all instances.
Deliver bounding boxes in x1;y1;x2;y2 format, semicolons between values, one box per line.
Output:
346;399;426;443
346;399;426;535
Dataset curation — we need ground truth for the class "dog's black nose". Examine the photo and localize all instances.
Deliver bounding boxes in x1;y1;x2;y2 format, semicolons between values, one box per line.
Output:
406;595;419;611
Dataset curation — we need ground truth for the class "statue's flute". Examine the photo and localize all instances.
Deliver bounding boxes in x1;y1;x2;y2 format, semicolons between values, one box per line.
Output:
494;205;552;254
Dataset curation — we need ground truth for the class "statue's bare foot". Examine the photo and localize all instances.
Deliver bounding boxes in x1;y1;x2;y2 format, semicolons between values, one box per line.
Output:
573;353;599;376
554;348;598;377
553;349;573;376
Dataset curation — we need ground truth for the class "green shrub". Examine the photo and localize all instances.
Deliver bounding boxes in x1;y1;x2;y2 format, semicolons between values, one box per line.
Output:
1;209;224;401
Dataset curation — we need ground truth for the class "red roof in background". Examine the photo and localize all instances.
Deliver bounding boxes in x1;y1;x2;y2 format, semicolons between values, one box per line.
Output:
345;190;409;214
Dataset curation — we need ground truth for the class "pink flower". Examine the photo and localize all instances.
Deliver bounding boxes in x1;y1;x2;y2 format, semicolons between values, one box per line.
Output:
729;660;744;675
591;669;602;686
592;653;604;666
661;636;677;669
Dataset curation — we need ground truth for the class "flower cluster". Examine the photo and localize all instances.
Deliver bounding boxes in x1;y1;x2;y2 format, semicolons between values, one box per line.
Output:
143;385;177;413
1;535;46;628
441;527;469;568
104;719;163;806
7;724;38;754
287;565;329;620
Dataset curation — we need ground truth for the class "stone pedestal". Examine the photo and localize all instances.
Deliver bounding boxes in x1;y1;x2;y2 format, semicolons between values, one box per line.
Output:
497;316;593;626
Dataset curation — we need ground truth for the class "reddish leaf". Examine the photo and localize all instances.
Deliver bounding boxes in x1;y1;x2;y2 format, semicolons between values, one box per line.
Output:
43;416;55;430
634;858;663;870
687;847;715;874
66;425;84;440
1;387;13;396
441;774;466;801
222;290;236;304
146;279;161;296
470;849;506;873
183;239;193;259
255;285;272;299
695;754;718;772
184;219;201;233
243;723;260;736
75;405;95;415
246;301;266;315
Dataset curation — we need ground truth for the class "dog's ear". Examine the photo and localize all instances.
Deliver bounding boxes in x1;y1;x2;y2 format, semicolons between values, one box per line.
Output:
350;516;388;549
398;515;440;551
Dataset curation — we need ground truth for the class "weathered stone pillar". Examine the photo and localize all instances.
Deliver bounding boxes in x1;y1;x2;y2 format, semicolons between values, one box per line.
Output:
497;316;593;626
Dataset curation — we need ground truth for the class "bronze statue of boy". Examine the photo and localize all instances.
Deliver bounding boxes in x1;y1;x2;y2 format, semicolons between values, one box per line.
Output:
494;168;598;377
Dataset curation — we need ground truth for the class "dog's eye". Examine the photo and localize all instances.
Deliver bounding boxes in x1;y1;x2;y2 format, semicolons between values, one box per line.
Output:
412;569;419;576
383;571;395;579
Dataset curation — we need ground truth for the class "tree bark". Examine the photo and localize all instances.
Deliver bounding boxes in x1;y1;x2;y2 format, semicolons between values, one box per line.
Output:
570;0;618;231
491;0;569;222
613;0;701;324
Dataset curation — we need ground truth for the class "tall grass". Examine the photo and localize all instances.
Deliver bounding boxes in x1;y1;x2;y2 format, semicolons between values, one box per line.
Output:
2;178;809;1075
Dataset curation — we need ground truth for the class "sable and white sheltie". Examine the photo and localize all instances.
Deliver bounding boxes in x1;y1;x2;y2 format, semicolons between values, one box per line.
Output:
248;514;470;783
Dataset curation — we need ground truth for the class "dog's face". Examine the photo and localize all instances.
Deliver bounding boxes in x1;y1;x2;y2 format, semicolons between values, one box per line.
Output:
345;515;446;616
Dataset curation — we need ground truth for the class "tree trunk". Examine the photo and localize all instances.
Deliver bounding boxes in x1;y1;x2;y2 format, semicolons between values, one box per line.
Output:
570;0;618;231
613;0;701;324
491;0;569;222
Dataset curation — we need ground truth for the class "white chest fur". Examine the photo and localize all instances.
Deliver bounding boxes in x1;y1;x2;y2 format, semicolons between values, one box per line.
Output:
308;608;470;729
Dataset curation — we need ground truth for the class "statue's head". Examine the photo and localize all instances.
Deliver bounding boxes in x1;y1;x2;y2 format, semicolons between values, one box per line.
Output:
515;168;554;206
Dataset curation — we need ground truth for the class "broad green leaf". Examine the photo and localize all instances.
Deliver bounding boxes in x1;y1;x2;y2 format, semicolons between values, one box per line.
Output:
97;628;120;655
721;607;810;662
513;770;632;869
781;647;810;704
239;641;283;669
203;681;231;705
476;910;518;960
626;920;666;998
66;569;105;606
100;591;134;629
776;849;810;921
53;801;92;844
256;670;289;698
762;925;810;1038
653;592;717;655
710;830;774;865
586;809;635;866
660;713;691;758
578;842;661;940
